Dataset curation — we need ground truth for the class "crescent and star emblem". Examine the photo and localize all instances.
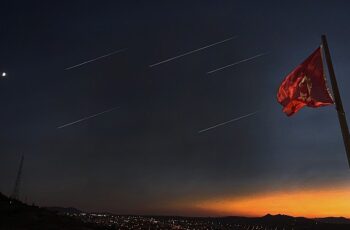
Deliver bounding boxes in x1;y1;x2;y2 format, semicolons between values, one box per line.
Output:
298;74;312;102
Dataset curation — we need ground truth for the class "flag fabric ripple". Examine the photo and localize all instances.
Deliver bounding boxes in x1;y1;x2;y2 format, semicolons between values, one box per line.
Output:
277;47;334;116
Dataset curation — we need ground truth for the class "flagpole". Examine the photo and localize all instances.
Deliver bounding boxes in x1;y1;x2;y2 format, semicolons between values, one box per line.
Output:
321;35;350;168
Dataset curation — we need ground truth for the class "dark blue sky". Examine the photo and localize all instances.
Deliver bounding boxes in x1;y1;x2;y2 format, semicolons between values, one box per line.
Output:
1;0;350;214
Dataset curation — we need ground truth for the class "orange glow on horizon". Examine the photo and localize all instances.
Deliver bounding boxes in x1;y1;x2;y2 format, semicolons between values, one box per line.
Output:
190;185;350;218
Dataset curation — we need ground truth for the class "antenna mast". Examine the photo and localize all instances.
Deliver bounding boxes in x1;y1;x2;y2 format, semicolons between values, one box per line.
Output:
11;155;24;200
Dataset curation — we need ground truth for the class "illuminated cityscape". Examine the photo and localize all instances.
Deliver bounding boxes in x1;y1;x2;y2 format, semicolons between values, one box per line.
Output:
61;211;350;230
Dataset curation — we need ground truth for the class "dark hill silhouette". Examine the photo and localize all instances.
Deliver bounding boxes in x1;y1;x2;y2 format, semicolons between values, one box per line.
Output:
0;192;108;230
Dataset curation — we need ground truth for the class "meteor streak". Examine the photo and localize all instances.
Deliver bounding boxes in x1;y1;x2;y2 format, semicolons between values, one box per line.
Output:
207;52;268;74
65;48;126;70
57;107;119;129
149;36;237;67
198;111;258;134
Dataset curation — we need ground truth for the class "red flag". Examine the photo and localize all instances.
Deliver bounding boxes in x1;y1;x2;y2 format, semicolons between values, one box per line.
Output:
277;47;334;116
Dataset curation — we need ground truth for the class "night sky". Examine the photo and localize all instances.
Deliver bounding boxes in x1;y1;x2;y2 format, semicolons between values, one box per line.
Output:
1;0;350;217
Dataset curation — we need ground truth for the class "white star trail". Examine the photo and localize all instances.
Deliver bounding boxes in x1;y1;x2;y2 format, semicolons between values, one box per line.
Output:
198;111;259;134
57;107;119;129
65;48;126;70
207;52;268;74
149;36;237;67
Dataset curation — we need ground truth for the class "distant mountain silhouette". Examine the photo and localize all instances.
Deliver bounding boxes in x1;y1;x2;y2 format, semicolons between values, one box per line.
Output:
0;192;108;230
261;213;312;223
216;214;311;225
212;214;350;229
260;214;350;225
46;206;82;214
316;217;350;224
